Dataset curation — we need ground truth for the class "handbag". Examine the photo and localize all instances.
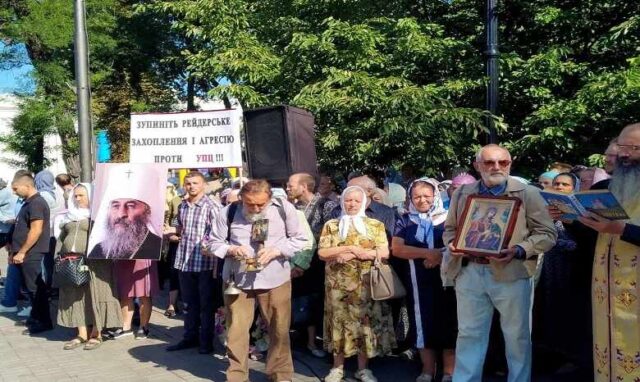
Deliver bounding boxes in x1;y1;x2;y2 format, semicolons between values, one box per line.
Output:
52;255;90;288
370;254;406;300
291;295;312;325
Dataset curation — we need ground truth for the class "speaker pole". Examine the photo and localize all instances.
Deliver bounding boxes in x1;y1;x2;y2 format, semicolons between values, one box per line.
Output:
239;167;245;187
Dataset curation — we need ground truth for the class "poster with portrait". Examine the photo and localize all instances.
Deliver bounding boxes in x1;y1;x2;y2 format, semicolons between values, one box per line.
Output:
452;196;521;257
87;163;168;260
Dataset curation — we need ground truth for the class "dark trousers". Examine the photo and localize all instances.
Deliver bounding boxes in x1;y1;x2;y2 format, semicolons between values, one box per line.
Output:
179;270;220;346
19;257;51;325
159;242;180;292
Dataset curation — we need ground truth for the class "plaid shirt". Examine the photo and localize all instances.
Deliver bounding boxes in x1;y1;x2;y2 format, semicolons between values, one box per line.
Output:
174;196;221;272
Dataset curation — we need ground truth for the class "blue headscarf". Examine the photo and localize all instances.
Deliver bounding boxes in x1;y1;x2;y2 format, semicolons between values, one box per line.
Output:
407;178;447;248
34;170;56;200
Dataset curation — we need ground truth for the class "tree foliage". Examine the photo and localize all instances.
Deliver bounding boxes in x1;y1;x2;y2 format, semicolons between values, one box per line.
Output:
2;0;639;178
0;0;181;173
141;0;639;178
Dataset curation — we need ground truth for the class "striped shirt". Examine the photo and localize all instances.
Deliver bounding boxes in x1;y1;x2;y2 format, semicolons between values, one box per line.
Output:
174;195;221;272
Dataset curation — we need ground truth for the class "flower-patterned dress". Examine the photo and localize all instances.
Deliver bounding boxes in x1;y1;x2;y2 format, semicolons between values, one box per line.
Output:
319;217;397;358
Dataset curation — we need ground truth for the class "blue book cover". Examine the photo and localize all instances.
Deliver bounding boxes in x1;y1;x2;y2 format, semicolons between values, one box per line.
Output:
574;190;629;220
541;189;629;220
540;191;585;221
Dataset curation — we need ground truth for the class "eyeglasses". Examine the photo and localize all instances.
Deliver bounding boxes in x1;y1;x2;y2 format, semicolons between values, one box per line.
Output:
616;144;640;152
481;160;511;168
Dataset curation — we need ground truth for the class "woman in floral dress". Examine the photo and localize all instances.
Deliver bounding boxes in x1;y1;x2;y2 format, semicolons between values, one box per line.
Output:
318;186;396;382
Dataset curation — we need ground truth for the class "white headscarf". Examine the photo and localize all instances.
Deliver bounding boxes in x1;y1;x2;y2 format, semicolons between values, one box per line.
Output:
54;183;92;238
338;186;368;240
65;183;92;222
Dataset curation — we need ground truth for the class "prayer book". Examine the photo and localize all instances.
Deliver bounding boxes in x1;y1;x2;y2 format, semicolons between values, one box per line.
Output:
540;189;629;220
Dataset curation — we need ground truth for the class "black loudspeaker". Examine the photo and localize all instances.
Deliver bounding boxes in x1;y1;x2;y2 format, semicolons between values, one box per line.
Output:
244;106;318;184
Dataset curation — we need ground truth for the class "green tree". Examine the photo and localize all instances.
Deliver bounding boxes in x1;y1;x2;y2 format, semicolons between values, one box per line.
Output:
0;0;182;172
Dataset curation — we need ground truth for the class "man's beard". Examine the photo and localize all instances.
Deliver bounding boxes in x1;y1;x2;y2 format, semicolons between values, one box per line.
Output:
481;172;508;187
102;216;149;259
610;160;640;210
243;209;266;223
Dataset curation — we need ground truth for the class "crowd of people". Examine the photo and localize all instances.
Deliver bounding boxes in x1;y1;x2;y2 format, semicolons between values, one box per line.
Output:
0;122;639;382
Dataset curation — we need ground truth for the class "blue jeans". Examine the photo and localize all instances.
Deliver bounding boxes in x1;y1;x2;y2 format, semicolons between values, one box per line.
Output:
453;263;533;382
1;263;24;307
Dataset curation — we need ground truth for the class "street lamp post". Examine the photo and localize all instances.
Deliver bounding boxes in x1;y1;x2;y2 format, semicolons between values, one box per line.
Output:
73;0;93;182
485;0;499;144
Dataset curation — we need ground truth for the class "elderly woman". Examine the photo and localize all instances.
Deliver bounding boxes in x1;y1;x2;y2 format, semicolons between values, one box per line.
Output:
534;172;581;372
319;186;396;382
57;184;122;350
538;170;559;190
391;178;457;382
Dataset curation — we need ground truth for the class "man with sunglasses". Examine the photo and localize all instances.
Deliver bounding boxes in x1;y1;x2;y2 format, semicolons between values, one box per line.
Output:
443;144;557;382
552;123;640;382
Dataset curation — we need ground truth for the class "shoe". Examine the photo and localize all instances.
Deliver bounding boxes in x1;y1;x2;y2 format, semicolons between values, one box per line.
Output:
198;346;213;354
110;328;134;339
134;327;149;340
164;308;177;318
355;369;377;382
166;339;198;352
17;306;32;317
416;373;433;382
63;337;87;350
307;345;327;358
441;375;453;382
400;348;417;360
324;367;344;382
83;338;102;350
25;317;37;326
27;321;53;334
0;304;18;313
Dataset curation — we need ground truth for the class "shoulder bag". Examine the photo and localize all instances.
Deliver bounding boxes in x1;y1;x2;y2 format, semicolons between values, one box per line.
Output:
370;253;406;300
52;222;90;288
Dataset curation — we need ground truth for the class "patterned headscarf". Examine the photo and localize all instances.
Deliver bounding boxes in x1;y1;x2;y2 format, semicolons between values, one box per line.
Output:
338;186;368;240
407;177;448;247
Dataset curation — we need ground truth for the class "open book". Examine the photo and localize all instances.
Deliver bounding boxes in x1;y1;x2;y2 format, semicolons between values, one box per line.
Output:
540;189;629;220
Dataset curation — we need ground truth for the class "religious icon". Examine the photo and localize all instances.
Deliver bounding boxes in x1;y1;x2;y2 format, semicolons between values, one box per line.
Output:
87;163;167;260
246;218;269;272
453;195;521;257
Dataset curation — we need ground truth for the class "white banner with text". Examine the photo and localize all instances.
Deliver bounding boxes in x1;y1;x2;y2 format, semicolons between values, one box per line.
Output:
129;109;243;168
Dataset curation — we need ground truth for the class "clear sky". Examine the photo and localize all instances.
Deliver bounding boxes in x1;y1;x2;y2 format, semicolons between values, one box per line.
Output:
0;42;35;94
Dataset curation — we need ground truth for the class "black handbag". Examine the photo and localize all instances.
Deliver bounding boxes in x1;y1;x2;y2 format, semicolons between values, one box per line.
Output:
291;295;312;325
52;255;90;288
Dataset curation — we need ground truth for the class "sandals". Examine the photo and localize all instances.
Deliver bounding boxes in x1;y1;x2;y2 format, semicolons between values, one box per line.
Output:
63;337;87;350
83;337;103;350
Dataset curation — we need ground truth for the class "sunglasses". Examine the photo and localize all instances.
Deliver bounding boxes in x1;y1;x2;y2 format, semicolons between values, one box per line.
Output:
481;160;511;168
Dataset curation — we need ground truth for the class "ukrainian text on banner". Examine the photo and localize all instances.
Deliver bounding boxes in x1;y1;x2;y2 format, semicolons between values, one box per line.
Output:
129;109;242;168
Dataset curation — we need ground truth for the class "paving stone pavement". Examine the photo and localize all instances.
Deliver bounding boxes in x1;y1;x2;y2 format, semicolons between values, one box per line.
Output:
1;250;575;382
0;250;425;382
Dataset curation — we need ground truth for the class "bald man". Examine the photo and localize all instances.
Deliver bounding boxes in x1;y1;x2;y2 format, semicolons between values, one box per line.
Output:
444;144;556;382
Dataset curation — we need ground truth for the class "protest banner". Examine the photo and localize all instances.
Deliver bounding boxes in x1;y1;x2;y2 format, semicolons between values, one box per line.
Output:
129;109;242;168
